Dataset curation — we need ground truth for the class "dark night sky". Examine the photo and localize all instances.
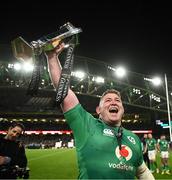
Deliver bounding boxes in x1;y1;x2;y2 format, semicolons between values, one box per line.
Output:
1;1;172;76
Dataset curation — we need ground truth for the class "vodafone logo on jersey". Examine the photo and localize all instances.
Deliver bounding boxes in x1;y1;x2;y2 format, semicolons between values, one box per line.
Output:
108;145;134;171
115;145;132;161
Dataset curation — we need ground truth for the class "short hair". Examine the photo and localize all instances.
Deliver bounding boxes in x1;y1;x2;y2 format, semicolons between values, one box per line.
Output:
10;122;25;132
100;89;121;101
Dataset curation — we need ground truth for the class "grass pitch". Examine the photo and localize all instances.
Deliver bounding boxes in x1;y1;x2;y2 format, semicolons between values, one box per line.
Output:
27;148;78;179
26;148;172;179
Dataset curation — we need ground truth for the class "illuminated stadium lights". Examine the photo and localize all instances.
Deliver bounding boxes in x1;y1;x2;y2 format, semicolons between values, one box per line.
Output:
81;85;84;89
8;62;34;72
144;76;162;86
108;65;126;78
152;77;161;86
92;76;104;83
134;114;139;119
14;63;21;71
115;66;126;78
41;79;45;85
1;56;172;131
108;66;116;72
143;77;151;82
23;62;34;72
133;88;141;94
72;70;85;79
121;119;140;123
150;94;161;102
126;119;132;122
7;63;13;68
80;84;85;92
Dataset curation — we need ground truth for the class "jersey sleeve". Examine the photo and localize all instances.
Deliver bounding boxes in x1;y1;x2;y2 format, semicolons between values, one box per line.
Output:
64;104;95;149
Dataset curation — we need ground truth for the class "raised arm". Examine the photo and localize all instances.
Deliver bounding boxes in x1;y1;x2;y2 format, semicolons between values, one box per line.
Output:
46;44;79;112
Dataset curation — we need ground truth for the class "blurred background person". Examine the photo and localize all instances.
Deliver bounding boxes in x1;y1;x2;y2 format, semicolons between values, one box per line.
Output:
157;134;171;175
141;134;150;169
147;133;159;173
0;122;29;179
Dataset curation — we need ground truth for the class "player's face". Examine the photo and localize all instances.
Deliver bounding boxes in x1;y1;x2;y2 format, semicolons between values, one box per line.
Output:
6;126;23;141
148;133;152;139
161;135;165;140
98;93;124;126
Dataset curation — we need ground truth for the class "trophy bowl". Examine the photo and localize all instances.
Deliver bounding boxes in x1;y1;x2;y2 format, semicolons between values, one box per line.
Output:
11;22;82;61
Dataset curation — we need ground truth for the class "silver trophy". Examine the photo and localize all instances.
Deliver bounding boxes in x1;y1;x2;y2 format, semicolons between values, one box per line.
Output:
11;22;82;61
11;22;82;99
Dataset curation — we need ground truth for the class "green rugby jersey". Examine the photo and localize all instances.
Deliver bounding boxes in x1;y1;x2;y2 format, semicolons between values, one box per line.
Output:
147;138;157;151
159;139;169;151
64;104;143;179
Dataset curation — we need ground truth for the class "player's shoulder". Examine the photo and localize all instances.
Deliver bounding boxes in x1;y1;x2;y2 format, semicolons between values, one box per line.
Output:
123;128;140;141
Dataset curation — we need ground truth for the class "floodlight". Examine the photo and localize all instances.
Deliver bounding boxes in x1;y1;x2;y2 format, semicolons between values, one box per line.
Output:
93;76;105;83
72;70;85;79
23;62;34;72
115;66;126;78
14;63;21;71
152;77;161;86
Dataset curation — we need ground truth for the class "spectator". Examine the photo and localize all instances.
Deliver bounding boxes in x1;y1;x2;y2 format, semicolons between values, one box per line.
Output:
0;122;28;179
